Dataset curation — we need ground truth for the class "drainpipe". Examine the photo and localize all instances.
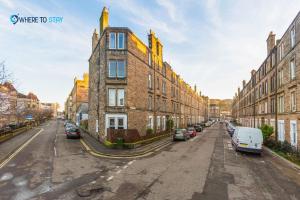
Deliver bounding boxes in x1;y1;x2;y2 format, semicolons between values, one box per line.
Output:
253;88;256;128
274;48;278;141
153;55;156;134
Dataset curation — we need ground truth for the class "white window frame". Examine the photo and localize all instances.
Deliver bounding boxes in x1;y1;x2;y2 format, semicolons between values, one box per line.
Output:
148;116;153;129
109;32;116;49
108;60;126;78
117;33;125;49
148;74;152;89
290;91;296;112
162;116;166;131
278;120;285;142
291;25;296;48
96;119;99;133
278;96;285;113
279;43;284;60
105;114;127;136
108;88;125;107
290;120;297;147
117;89;125;106
270;119;275;129
290;58;296;80
108;89;116;106
157;116;161;130
148;52;152;66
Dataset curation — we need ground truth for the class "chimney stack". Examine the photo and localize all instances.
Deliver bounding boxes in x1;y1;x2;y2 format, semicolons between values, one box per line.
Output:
100;7;109;35
251;69;256;77
266;31;276;55
92;29;99;51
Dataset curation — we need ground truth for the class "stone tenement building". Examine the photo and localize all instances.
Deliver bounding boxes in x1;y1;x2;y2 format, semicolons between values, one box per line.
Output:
65;73;89;125
88;7;209;141
232;11;300;148
209;99;232;120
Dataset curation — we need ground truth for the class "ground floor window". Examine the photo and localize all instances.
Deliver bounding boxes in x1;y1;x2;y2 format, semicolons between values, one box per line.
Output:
162;116;166;131
278;120;285;142
148;116;153;129
290;120;297;146
270;119;275;129
105;114;127;135
157;116;161;130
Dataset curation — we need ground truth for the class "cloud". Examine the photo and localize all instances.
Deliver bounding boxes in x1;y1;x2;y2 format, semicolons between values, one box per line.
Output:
0;0;14;8
0;0;91;108
103;0;188;43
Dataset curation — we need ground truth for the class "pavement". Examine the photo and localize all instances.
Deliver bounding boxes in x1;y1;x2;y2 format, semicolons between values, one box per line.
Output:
0;120;299;200
81;129;173;157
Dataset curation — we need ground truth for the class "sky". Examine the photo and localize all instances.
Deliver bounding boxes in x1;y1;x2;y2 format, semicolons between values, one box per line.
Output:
0;0;300;110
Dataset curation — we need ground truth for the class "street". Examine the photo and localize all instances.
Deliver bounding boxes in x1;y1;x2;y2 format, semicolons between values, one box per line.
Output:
0;120;299;200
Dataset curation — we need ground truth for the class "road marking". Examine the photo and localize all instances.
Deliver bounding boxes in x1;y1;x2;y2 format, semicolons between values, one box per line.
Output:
54;147;57;157
0;128;44;169
100;176;105;178
107;176;114;181
116;170;122;174
123;165;128;169
128;160;134;165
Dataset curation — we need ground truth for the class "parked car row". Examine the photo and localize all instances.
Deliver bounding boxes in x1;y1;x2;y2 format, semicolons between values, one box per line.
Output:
173;122;211;141
225;121;263;155
64;121;81;139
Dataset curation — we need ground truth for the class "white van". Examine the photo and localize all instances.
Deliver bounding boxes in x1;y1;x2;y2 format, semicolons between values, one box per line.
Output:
231;127;263;154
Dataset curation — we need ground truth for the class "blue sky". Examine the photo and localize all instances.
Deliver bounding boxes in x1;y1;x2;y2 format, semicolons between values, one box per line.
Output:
1;0;300;110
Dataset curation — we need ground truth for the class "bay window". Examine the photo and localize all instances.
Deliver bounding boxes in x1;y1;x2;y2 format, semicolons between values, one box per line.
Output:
108;88;125;107
108;60;126;78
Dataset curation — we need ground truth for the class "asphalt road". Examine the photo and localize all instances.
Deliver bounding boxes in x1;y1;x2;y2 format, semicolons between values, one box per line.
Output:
0;121;299;200
0;120;130;200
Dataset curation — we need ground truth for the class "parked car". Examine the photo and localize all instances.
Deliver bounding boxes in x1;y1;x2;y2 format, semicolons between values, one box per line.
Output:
64;120;71;127
231;127;263;154
173;129;189;141
205;121;211;127
187;127;197;137
65;123;76;132
194;125;203;132
65;127;81;139
227;124;236;137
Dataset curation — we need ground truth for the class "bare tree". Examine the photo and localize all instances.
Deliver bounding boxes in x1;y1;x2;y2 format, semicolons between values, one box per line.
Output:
0;61;13;85
0;61;15;128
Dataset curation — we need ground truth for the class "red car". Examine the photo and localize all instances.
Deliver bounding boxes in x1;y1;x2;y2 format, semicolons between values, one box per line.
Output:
65;127;81;139
187;127;197;137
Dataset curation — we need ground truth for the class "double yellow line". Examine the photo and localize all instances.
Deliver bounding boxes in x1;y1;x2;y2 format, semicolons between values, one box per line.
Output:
0;128;44;169
80;139;172;159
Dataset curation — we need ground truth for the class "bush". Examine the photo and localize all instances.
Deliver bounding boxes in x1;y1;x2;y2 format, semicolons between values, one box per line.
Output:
281;140;293;154
146;128;153;135
166;119;174;131
260;124;273;142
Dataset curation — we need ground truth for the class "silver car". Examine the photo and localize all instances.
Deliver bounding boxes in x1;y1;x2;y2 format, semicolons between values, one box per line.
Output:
173;129;189;141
